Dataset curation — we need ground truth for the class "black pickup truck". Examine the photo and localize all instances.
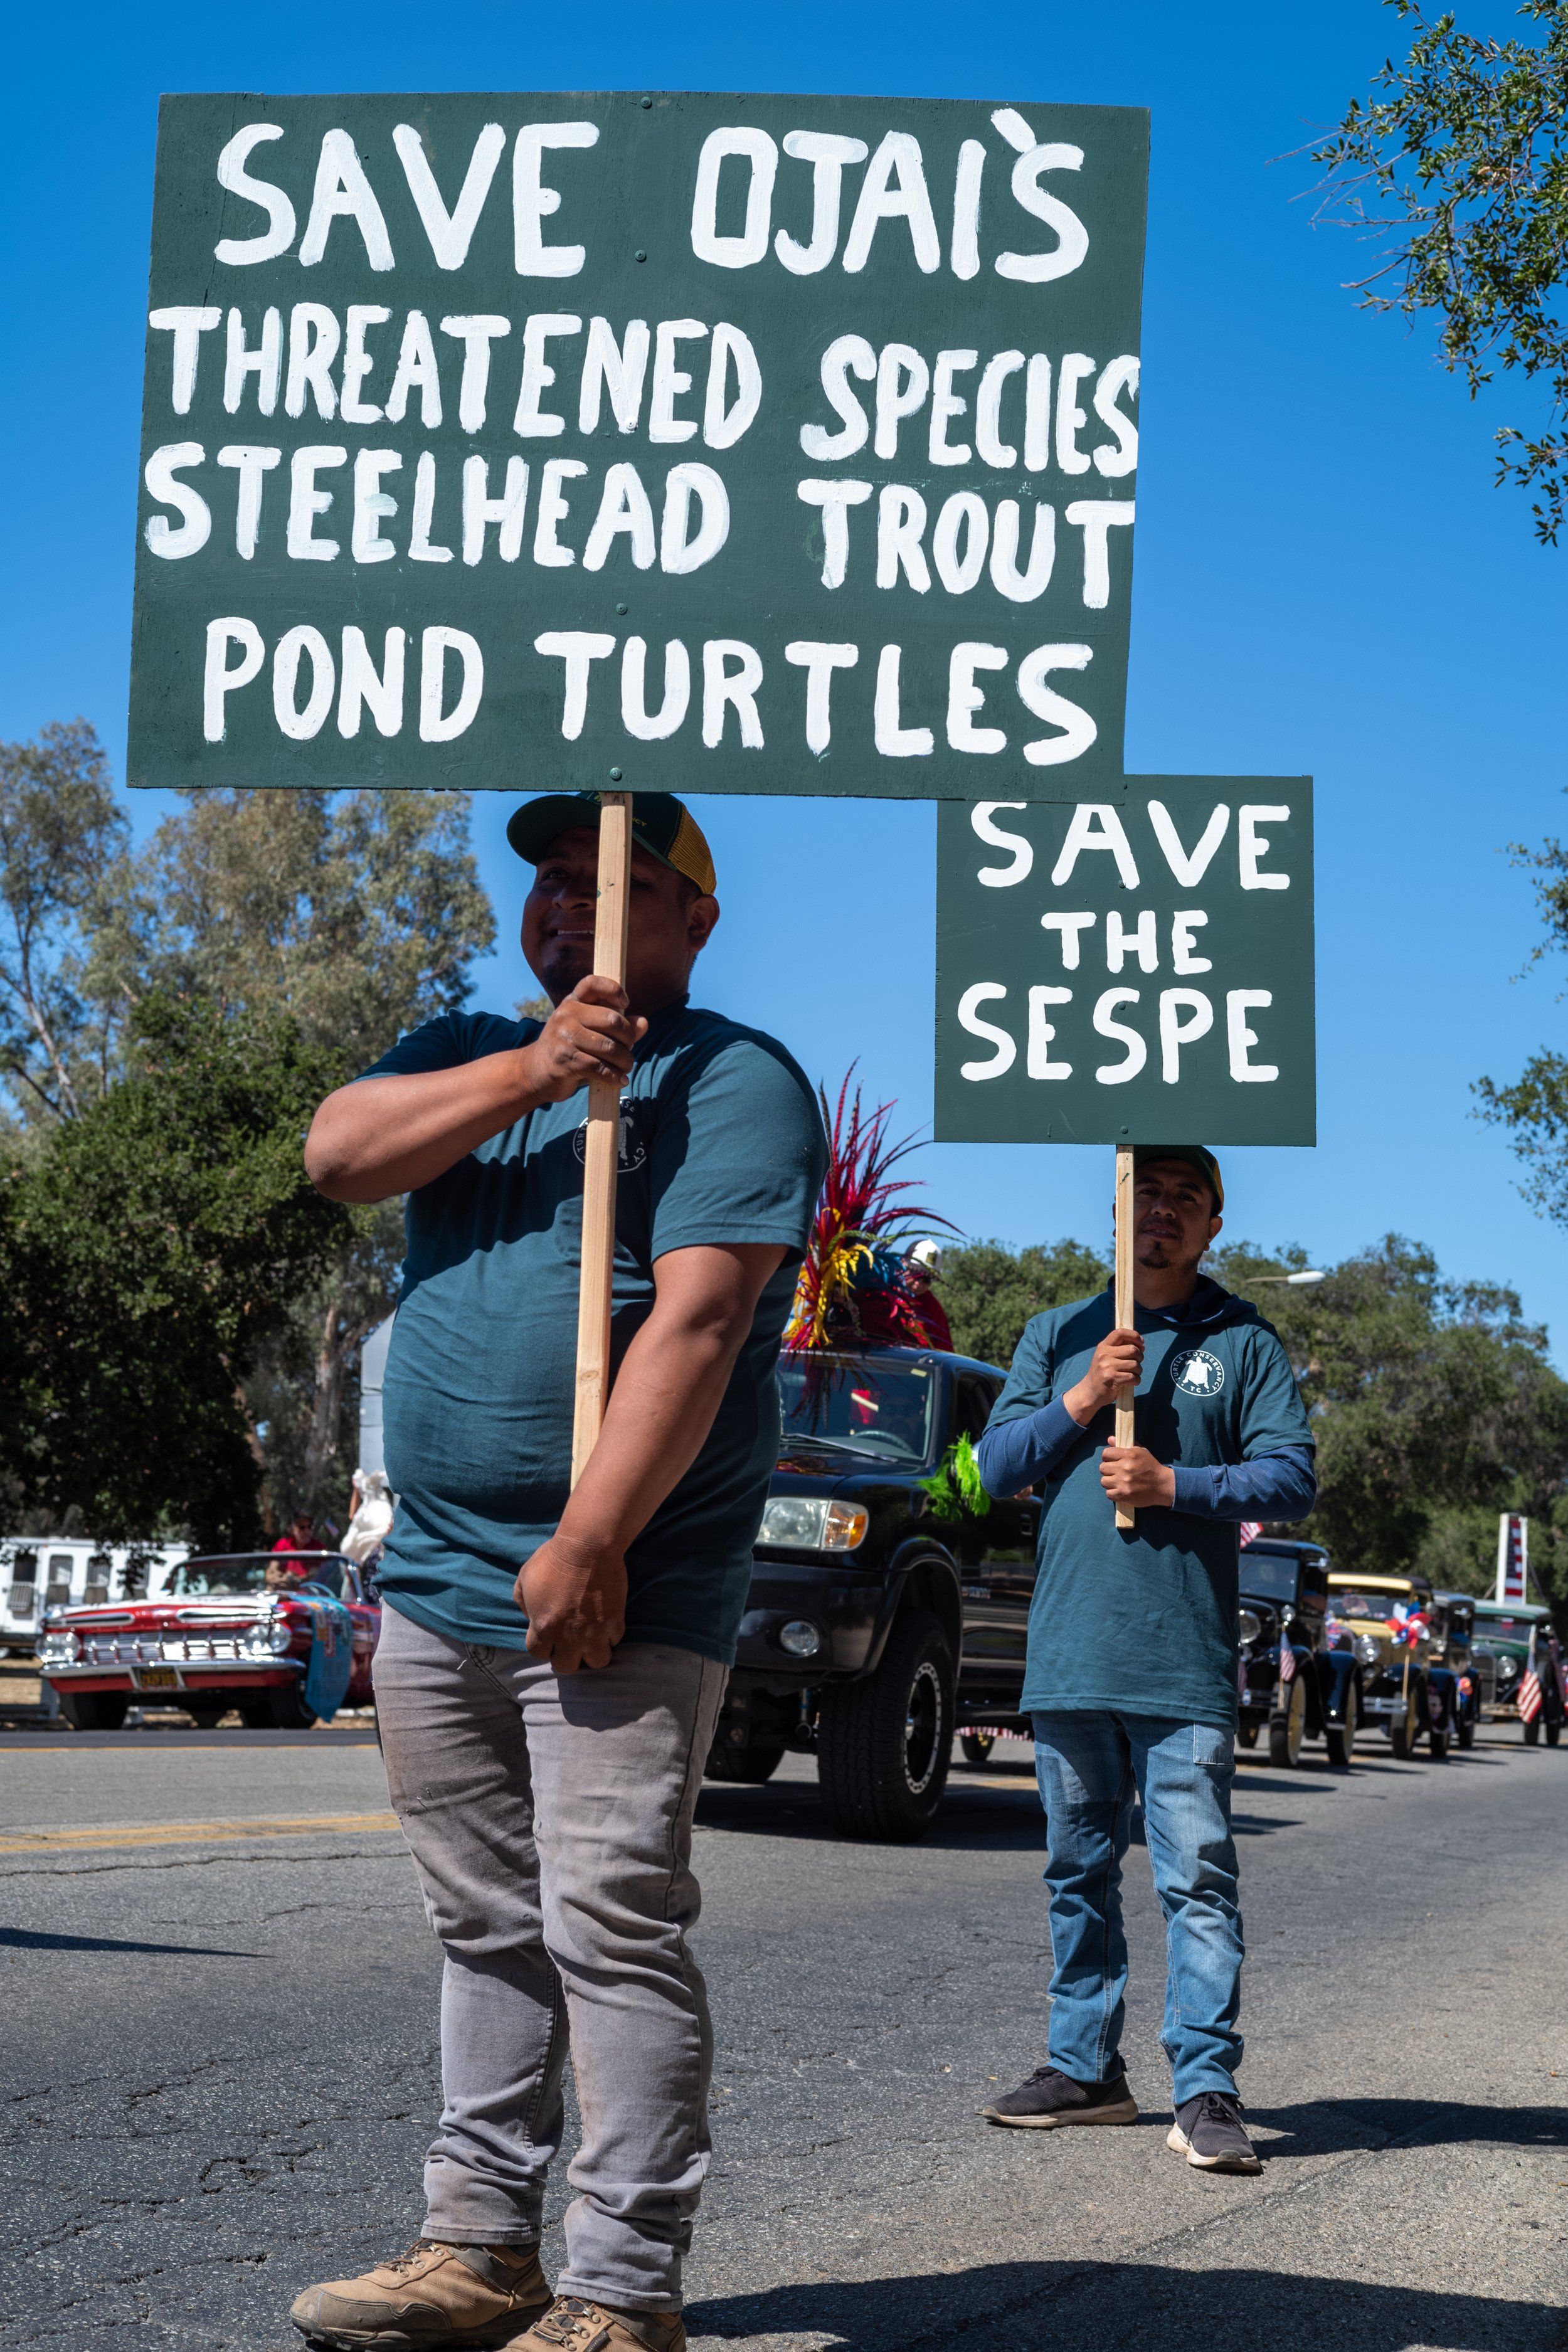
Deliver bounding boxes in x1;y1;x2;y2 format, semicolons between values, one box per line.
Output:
710;1345;1039;1840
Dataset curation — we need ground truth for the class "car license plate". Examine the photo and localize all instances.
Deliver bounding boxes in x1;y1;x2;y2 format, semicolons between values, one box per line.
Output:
134;1665;181;1691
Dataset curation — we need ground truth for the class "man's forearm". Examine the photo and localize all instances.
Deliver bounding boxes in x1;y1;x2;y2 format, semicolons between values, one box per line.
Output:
557;1305;750;1556
305;1056;540;1202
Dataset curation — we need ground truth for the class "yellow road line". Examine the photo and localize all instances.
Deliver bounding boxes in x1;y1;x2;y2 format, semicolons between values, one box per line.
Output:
0;1811;401;1855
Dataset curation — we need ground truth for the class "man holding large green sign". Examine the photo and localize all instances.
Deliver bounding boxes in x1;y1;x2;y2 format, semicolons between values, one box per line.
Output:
127;77;1316;2346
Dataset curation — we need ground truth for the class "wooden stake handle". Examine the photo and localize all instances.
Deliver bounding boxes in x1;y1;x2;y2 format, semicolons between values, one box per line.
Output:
571;793;632;1488
1114;1145;1136;1530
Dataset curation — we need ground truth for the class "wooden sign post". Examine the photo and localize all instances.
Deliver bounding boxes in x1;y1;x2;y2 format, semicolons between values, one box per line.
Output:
1113;1145;1136;1530
571;795;632;1487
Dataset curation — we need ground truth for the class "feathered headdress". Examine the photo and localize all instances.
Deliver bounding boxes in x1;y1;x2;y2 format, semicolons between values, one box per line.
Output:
785;1069;956;1354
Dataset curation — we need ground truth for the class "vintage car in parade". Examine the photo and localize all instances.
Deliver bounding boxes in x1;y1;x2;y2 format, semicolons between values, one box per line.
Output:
1471;1601;1565;1744
710;1344;1040;1840
1238;1537;1361;1766
1325;1571;1461;1758
36;1551;378;1729
1431;1590;1482;1749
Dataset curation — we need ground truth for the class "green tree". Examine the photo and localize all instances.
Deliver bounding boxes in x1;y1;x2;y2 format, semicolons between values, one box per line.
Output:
1313;0;1568;541
0;721;127;1124
93;787;495;1526
938;1237;1111;1367
1215;1236;1568;1579
0;995;349;1547
1475;832;1568;1221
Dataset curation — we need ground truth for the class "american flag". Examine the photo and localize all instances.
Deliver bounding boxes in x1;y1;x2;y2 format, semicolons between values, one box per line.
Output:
1519;1656;1544;1723
1240;1522;1262;1547
1279;1636;1296;1685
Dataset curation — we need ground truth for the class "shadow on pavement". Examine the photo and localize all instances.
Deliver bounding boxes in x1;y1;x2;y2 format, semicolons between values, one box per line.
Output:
688;2259;1562;2350
1251;2096;1568;2156
696;1781;1049;1853
0;1926;262;1958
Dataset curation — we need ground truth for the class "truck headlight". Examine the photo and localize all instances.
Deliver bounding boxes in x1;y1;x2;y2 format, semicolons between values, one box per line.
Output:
758;1497;869;1552
38;1630;80;1667
246;1617;291;1656
1354;1634;1380;1667
1498;1655;1518;1683
1237;1609;1261;1649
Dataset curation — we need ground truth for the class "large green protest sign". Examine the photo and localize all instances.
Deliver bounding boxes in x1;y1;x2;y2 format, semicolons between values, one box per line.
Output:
934;783;1315;1145
127;92;1147;798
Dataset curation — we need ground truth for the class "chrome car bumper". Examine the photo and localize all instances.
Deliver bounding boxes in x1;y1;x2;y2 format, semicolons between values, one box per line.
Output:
40;1658;304;1683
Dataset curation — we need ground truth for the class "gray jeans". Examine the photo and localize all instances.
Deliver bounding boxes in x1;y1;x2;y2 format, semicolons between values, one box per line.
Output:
373;1601;728;2311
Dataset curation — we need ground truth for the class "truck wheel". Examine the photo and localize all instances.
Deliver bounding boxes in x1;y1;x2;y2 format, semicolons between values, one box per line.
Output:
705;1739;785;1784
1458;1715;1475;1751
1428;1722;1449;1760
817;1611;953;1842
961;1732;995;1767
1268;1676;1306;1767
1524;1717;1542;1746
1236;1721;1259;1749
57;1690;129;1732
246;1681;317;1730
1325;1682;1358;1769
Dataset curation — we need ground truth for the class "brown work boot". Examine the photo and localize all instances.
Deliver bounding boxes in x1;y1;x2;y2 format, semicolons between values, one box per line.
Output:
512;2297;684;2352
290;2239;551;2349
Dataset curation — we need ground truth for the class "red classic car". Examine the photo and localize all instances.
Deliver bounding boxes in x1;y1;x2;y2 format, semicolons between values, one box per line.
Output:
36;1550;379;1730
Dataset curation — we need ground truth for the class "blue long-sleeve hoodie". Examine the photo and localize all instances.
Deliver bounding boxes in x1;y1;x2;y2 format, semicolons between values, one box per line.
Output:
977;1279;1315;1726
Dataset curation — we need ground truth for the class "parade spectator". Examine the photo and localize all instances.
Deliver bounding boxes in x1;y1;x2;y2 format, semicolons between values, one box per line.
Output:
974;1147;1315;2173
292;794;825;2352
268;1511;318;1581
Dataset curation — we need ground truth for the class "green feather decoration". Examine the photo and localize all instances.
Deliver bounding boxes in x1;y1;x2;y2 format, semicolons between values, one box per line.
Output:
918;1432;992;1523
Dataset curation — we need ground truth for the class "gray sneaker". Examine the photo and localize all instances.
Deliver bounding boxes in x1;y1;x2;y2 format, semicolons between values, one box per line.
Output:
981;2058;1138;2129
1167;2090;1261;2172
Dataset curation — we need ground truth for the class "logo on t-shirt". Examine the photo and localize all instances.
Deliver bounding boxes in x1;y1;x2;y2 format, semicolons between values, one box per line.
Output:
572;1101;648;1173
1170;1347;1225;1399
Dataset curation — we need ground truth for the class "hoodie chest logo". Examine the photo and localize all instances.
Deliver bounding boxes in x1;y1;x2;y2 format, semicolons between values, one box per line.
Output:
1170;1348;1225;1399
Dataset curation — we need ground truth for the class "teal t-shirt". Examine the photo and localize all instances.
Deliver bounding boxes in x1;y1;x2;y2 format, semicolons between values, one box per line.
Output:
991;1283;1313;1727
363;1000;827;1663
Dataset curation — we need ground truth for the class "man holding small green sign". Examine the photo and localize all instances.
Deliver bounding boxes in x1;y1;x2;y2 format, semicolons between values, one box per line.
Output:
974;1146;1315;2172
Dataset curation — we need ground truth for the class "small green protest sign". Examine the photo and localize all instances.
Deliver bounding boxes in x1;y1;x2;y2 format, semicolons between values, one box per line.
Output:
128;91;1147;797
934;783;1315;1145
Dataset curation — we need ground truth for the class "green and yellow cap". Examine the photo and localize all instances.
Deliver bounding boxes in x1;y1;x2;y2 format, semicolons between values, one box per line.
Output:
506;792;717;897
1133;1143;1224;1211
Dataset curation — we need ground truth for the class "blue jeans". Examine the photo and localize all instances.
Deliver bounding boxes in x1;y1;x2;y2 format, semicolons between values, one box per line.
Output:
1032;1710;1243;2104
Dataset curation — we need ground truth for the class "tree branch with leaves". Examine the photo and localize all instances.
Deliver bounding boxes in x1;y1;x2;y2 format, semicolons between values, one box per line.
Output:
1312;0;1568;541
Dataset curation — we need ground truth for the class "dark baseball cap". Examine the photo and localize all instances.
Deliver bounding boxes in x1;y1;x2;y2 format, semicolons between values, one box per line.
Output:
1133;1144;1224;1210
506;792;716;896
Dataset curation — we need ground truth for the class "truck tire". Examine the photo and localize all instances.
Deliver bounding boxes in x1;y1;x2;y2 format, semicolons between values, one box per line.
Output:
705;1739;785;1784
1428;1722;1449;1760
239;1681;318;1730
57;1690;129;1732
817;1610;953;1842
1268;1675;1306;1767
1458;1714;1475;1751
961;1732;996;1767
1325;1680;1358;1769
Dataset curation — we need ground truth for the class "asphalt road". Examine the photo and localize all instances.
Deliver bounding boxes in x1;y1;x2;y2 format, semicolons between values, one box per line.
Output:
1;1719;1564;2352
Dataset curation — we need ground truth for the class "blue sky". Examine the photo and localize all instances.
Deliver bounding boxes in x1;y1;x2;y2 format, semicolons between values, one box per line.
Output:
5;2;1567;1342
